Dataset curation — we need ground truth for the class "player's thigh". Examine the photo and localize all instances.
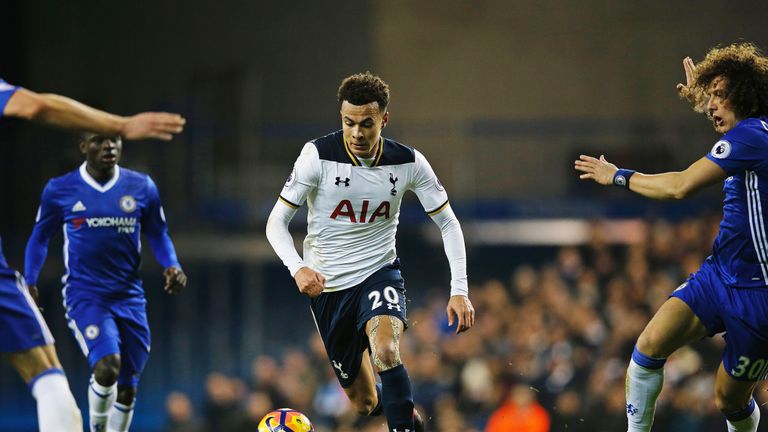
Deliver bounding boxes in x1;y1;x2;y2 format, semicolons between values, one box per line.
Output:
114;303;151;388
0;272;59;383
310;289;368;388
636;297;709;358
714;362;758;413
6;344;62;383
716;286;768;385
65;297;121;369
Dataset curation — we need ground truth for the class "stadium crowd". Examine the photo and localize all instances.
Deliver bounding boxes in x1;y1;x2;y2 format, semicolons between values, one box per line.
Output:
164;215;768;432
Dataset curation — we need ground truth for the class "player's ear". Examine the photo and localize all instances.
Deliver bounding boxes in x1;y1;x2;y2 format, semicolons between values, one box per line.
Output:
79;141;87;154
381;111;389;128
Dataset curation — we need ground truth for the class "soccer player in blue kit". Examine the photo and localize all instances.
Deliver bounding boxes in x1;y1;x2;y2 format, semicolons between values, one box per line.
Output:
24;132;187;432
575;43;768;432
1;77;184;431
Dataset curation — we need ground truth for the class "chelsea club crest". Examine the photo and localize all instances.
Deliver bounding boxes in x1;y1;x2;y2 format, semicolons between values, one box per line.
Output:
120;195;137;213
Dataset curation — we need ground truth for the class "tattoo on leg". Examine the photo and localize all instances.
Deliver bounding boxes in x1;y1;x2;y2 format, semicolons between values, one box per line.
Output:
369;316;380;360
390;318;402;369
370;316;403;371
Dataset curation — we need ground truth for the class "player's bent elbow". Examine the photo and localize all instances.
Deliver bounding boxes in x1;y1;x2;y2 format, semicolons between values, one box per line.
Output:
670;183;696;200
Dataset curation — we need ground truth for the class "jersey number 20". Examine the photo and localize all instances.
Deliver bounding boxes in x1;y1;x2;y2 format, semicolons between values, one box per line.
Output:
369;286;400;310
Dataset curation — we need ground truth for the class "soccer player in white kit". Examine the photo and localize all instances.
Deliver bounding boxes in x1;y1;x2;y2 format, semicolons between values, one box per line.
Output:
267;72;475;432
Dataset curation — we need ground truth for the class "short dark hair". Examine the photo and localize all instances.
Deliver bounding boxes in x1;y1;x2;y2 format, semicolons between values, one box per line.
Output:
337;72;390;111
682;43;768;118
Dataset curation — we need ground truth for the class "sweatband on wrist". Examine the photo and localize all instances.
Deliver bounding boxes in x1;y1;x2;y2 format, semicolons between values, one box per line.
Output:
613;169;636;189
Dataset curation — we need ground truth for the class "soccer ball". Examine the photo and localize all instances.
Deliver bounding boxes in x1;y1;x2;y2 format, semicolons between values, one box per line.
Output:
257;408;314;432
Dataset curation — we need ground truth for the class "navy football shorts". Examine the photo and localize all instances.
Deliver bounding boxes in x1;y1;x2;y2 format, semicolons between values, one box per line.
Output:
64;288;150;387
672;258;768;381
310;260;408;387
0;271;54;353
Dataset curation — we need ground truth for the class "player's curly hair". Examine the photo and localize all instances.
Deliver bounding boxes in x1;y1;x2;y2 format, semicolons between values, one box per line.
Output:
680;42;768;119
337;72;390;111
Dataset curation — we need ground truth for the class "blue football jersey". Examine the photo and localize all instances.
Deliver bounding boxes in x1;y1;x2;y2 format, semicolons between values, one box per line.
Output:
25;164;181;300
706;117;768;288
0;78;20;276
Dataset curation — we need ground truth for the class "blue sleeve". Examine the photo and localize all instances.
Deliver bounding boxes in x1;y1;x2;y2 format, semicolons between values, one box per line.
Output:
24;182;63;286
705;128;763;175
141;176;181;270
0;79;20;117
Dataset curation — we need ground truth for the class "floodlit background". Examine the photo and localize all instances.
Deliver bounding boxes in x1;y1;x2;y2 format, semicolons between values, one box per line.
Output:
2;1;768;431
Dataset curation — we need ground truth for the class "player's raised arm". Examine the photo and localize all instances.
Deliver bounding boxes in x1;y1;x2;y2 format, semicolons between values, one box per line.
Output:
574;154;726;200
3;86;185;140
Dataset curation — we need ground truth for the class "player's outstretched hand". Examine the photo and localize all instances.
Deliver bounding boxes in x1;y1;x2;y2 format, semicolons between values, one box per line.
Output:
163;267;187;295
574;154;617;185
122;112;186;141
676;56;696;96
294;267;325;298
446;295;475;334
27;285;43;312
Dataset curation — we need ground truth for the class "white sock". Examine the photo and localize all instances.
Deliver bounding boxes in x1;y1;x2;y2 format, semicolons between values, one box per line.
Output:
626;358;664;432
727;400;761;432
107;401;135;432
30;369;83;432
89;376;117;431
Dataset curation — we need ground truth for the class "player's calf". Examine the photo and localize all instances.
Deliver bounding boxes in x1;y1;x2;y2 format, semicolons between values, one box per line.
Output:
107;386;137;432
30;368;83;432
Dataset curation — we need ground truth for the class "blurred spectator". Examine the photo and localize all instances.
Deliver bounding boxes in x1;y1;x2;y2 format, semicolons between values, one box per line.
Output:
485;384;550;432
203;372;245;432
166;391;203;432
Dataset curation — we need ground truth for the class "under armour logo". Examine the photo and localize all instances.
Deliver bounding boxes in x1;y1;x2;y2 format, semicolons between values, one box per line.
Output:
626;403;638;416
389;173;398;196
332;360;349;379
387;303;401;311
335;177;350;187
392;429;411;432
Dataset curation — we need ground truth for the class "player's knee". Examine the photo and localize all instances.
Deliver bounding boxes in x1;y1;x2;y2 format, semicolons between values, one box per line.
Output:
371;343;401;371
714;387;749;415
93;355;121;386
347;390;377;415
635;330;666;358
116;386;137;405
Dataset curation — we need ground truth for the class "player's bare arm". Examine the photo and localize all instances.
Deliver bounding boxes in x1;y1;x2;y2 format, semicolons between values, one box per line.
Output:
4;89;185;140
575;154;726;200
446;295;475;334
163;267;187;295
293;267;325;298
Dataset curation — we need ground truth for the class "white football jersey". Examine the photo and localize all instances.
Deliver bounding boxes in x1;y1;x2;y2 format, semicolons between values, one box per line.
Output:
279;130;449;291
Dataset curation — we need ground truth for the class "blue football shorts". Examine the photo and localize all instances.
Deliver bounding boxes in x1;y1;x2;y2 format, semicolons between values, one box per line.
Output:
64;288;150;387
310;260;408;387
672;259;768;381
0;271;54;353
